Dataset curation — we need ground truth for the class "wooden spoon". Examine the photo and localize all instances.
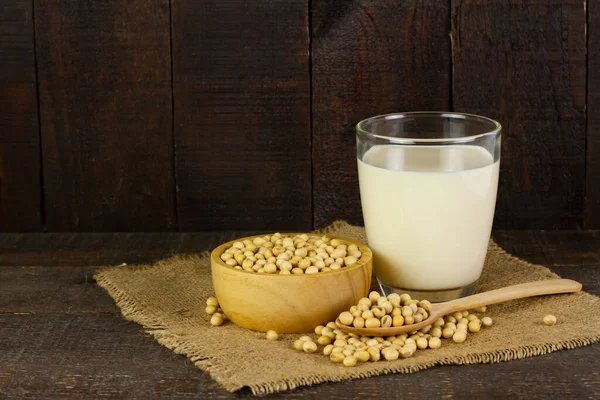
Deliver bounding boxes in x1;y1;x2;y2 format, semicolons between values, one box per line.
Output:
336;279;582;336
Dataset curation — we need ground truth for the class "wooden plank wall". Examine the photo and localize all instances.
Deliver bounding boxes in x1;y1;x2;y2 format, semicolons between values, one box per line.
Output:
172;0;311;231
35;0;175;231
0;0;596;231
588;0;600;228
0;1;41;231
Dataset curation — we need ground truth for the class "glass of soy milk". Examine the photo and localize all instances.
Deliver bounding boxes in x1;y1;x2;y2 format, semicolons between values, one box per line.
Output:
356;112;501;302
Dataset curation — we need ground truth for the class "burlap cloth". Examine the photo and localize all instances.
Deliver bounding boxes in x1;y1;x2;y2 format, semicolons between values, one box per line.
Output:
95;221;600;395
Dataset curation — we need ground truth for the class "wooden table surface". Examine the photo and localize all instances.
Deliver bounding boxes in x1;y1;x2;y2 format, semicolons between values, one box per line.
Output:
1;230;599;398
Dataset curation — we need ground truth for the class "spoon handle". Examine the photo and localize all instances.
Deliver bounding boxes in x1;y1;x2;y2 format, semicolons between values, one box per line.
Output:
441;279;582;313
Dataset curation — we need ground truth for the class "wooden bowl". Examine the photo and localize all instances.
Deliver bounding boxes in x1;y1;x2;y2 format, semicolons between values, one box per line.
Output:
210;234;372;333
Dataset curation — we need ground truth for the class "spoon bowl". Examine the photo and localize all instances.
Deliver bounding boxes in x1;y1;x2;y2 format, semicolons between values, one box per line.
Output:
336;279;582;336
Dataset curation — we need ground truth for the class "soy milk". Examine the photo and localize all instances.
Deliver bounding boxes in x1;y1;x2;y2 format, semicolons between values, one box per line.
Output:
358;145;499;291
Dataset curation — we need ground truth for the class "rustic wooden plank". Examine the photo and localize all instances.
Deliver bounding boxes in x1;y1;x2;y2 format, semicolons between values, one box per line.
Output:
1;312;599;398
171;0;311;231
0;267;117;314
0;1;41;231
587;0;600;228
0;314;225;398
0;231;260;267
34;0;175;231
451;0;586;229
311;0;452;228
493;230;600;267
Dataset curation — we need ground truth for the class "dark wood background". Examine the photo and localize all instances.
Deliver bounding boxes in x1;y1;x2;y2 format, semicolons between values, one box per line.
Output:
0;0;595;232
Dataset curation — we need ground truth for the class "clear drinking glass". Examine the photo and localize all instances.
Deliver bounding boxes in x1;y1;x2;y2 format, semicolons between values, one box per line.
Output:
356;112;501;302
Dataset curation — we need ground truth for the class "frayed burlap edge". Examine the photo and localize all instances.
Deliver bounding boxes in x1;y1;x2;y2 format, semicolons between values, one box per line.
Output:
95;221;600;396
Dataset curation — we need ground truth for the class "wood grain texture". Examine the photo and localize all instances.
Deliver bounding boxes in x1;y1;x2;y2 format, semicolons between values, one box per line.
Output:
311;0;451;228
0;314;225;398
0;1;41;231
452;0;586;229
34;0;175;231
0;266;117;314
171;0;311;231
0;231;261;267
493;230;600;267
587;0;600;228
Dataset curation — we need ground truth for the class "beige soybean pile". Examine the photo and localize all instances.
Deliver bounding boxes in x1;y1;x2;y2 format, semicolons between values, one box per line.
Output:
292;291;493;366
219;233;362;274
